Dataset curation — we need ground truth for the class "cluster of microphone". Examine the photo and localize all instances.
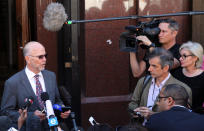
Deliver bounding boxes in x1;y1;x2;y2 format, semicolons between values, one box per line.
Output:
22;92;80;131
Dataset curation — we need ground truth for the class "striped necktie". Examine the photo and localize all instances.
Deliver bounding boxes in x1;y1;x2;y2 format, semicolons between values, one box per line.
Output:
34;74;44;109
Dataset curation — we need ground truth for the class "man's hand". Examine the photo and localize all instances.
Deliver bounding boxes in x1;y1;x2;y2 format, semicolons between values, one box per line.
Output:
18;109;27;129
136;35;152;46
60;110;71;119
34;110;46;121
134;107;155;119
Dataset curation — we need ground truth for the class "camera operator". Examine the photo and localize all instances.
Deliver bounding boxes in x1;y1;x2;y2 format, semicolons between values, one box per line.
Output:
130;19;180;78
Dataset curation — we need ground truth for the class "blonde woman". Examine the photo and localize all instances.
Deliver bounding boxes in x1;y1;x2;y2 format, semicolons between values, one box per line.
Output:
172;41;204;113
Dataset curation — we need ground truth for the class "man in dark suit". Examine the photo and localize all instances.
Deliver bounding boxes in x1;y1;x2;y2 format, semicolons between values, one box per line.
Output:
1;41;70;130
145;84;204;131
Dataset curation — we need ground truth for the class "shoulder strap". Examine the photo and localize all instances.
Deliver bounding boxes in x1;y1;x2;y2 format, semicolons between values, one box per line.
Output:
139;75;152;101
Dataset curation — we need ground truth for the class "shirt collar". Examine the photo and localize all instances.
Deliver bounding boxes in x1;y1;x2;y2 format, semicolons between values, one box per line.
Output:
152;73;171;87
172;105;191;112
25;66;43;79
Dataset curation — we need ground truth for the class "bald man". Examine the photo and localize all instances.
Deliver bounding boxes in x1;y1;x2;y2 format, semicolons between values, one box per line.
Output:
1;41;70;131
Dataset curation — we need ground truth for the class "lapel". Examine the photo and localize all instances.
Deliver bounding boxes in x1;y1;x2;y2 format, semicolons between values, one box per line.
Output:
21;69;36;98
21;69;42;110
163;75;174;86
41;70;51;96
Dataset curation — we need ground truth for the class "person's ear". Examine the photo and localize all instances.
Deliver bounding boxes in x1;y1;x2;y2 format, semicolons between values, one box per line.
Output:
193;56;199;65
167;97;175;106
172;30;178;37
25;56;30;63
163;65;169;72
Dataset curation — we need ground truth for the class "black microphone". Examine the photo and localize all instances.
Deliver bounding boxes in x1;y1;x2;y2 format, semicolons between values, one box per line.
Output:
21;97;34;110
41;92;59;128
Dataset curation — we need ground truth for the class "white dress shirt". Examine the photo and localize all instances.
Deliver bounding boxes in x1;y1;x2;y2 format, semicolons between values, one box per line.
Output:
147;73;171;110
25;66;46;94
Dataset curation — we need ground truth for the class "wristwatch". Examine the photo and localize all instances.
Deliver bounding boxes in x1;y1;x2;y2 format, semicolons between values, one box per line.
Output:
149;43;156;48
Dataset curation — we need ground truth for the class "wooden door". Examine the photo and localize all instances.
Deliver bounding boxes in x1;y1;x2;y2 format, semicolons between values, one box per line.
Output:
0;0;30;101
16;0;30;70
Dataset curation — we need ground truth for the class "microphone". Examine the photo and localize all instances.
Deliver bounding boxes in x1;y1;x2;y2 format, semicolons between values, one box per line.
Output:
53;104;63;112
53;104;78;131
43;2;68;31
21;97;34;110
89;116;99;126
53;104;63;117
53;104;72;117
41;92;58;128
53;104;71;112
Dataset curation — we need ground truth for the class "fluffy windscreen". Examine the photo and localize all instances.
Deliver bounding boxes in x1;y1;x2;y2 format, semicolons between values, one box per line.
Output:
43;2;68;31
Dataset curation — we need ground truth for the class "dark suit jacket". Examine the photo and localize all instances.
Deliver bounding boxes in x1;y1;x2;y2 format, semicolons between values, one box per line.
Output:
145;106;204;131
0;69;63;123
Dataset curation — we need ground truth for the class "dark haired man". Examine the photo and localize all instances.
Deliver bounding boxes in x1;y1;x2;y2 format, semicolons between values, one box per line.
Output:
130;19;180;77
128;48;191;119
145;84;204;131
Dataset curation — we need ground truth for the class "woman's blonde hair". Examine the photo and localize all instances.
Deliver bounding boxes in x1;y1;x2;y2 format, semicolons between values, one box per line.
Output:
180;41;203;68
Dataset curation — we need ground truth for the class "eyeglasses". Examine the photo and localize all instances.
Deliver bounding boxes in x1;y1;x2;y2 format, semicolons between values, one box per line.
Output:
180;54;194;60
29;54;48;59
157;95;185;102
156;96;170;102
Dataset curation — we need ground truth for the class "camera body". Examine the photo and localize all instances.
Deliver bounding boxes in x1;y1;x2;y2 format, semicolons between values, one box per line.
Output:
119;19;161;52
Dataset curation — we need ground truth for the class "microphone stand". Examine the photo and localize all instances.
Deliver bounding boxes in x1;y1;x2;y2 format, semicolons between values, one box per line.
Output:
66;11;204;24
70;112;78;131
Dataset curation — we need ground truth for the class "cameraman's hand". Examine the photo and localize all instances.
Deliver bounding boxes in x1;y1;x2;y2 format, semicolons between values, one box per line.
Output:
136;35;152;46
134;107;155;119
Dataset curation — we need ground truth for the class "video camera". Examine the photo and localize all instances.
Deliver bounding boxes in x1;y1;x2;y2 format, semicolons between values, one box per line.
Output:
119;19;161;52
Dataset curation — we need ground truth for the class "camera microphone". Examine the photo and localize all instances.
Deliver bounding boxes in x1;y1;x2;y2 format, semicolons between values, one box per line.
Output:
43;2;68;31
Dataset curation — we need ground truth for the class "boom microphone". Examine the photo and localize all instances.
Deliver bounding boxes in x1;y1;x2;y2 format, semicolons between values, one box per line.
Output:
43;2;67;31
21;97;34;110
42;2;204;32
41;92;58;128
